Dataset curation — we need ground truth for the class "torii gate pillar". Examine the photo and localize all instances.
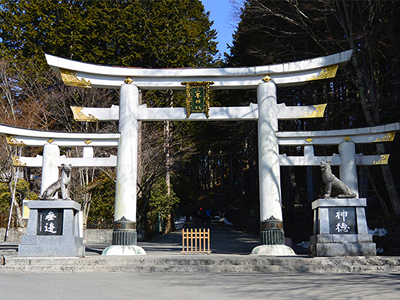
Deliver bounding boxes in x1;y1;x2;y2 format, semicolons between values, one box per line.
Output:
339;141;359;197
41;144;60;194
251;81;295;255
102;84;145;255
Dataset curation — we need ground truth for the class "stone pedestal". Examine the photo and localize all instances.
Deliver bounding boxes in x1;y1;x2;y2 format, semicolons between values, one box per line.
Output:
18;200;85;257
309;198;376;257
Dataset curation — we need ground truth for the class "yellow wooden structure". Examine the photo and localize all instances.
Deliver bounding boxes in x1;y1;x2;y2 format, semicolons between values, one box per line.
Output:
182;228;211;254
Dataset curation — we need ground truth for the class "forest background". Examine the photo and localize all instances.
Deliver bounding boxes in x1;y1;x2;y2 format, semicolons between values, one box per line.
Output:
0;0;399;253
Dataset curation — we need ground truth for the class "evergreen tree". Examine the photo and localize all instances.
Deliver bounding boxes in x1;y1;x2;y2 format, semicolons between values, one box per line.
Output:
227;0;400;216
0;0;219;231
0;0;217;67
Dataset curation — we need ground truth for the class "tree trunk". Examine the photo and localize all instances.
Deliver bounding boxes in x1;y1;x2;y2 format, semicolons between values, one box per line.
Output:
11;151;24;228
13;199;24;228
164;91;175;234
375;144;400;215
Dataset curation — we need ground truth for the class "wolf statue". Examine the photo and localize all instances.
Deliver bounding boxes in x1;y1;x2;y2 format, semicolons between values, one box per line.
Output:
320;161;356;198
39;163;72;200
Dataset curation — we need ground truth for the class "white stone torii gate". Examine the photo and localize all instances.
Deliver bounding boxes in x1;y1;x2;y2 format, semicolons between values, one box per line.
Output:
6;119;396;205
5;49;398;255
44;50;358;255
4;114;397;255
277;124;399;196
1;124;119;194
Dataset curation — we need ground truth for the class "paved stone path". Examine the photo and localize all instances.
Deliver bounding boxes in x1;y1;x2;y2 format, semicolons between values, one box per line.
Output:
1;223;399;274
1;272;400;300
0;223;269;257
1;223;400;298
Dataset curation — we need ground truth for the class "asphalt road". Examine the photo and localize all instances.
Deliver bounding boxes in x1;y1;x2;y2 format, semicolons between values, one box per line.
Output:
1;272;399;300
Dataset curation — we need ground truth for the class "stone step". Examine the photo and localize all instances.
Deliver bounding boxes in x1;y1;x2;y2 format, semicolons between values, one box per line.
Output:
1;256;400;273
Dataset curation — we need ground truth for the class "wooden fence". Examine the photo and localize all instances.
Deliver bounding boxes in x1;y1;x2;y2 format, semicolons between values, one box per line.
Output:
182;228;211;254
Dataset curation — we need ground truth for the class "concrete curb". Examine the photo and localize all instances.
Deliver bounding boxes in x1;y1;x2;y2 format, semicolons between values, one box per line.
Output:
1;255;400;274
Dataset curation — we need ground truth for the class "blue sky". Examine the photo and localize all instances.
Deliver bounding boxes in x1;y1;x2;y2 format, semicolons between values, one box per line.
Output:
201;0;239;56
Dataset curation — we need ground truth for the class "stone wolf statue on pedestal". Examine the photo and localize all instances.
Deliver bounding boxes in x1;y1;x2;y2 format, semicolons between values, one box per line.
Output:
320;161;356;198
39;163;72;200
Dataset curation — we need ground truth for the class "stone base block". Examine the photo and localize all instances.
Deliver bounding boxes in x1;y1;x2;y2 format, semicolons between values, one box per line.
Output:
19;235;84;257
251;245;296;256
18;242;85;257
310;234;373;244
18;200;84;257
309;198;376;257
101;245;146;256
308;242;376;257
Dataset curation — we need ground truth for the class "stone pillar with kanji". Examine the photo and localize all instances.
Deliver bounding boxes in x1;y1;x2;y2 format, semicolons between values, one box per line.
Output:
18;200;84;257
309;198;376;257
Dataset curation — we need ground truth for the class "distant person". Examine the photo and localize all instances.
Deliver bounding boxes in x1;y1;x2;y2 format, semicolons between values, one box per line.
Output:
206;209;212;225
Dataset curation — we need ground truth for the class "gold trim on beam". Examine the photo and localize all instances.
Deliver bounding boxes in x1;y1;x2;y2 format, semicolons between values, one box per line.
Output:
307;65;339;81
124;77;134;84
262;75;272;82
181;81;215;86
47;138;54;144
12;156;27;167
84;140;92;145
344;137;351;142
374;132;395;143
71;107;99;122
298;104;327;118
6;135;25;146
373;154;390;165
60;68;91;88
305;138;313;143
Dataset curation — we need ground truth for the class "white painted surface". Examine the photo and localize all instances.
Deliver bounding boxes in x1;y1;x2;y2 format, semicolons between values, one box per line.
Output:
277;122;400;145
83;147;94;158
78;211;84;238
279;152;385;167
62;156;117;167
114;84;139;222
251;245;296;256
45;50;352;89
257;81;282;221
41;144;60;194
6;138;118;147
279;153;341;166
0;123;119;147
339;141;359;197
355;153;388;165
138;105;258;121
0;124;119;140
101;245;146;255
14;155;117;168
74;103;324;122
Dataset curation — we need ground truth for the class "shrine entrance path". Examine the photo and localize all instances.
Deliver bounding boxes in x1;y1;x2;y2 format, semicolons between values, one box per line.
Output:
2;223;400;275
84;221;308;256
0;222;306;257
138;221;263;256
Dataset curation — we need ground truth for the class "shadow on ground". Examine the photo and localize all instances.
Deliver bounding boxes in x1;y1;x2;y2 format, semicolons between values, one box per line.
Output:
0;222;309;257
